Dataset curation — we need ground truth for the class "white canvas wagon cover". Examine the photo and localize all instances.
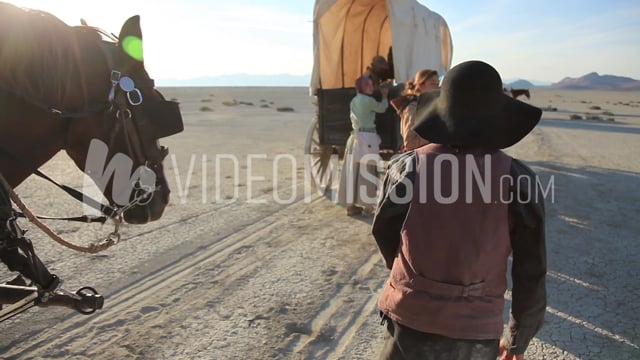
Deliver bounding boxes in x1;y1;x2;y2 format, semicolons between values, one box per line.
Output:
310;0;453;93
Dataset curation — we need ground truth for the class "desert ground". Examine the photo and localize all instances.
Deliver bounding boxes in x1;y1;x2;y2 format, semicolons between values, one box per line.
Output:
1;87;639;359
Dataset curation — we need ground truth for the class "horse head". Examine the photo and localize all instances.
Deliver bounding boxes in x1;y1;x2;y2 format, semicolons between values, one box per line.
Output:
509;88;531;100
65;16;183;224
0;3;182;319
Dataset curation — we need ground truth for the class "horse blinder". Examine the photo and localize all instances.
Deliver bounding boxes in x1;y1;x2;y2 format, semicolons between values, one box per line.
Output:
111;73;184;142
139;99;183;139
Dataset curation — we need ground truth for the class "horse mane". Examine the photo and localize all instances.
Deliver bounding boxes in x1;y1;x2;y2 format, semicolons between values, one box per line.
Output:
0;2;104;107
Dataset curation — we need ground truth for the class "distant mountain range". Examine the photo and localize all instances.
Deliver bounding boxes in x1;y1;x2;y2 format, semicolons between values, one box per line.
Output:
157;73;311;87
158;72;640;90
504;78;550;87
505;79;536;89
549;72;640;90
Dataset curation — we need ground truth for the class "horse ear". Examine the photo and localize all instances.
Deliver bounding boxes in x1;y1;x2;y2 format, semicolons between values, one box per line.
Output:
118;15;144;62
119;15;142;40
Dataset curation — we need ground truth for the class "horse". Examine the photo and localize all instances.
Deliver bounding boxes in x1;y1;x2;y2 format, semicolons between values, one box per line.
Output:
0;2;183;319
509;88;531;100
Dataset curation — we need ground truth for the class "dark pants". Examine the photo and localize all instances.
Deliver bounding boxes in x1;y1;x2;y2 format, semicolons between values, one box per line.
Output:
380;317;499;360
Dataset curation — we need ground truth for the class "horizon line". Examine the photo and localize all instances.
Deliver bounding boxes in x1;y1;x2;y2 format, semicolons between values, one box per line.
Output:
155;72;640;84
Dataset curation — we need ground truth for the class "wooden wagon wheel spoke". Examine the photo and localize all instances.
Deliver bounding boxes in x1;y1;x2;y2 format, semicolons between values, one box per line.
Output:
304;117;343;198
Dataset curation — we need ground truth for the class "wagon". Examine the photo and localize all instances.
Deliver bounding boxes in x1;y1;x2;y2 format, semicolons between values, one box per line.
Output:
305;0;453;196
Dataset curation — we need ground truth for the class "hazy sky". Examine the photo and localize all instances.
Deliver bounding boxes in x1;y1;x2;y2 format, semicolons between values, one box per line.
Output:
7;0;640;83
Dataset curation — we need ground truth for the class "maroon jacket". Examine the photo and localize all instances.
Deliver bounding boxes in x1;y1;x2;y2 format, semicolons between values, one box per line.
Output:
373;144;546;355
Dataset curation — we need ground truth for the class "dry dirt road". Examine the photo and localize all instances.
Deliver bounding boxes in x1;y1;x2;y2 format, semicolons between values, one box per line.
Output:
1;88;639;359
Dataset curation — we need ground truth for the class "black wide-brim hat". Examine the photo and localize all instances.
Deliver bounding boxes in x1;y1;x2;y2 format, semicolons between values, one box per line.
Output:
413;60;542;149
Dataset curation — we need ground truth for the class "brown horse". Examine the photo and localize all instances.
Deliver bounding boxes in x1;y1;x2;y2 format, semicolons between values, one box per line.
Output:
0;2;183;318
509;88;531;100
0;2;183;224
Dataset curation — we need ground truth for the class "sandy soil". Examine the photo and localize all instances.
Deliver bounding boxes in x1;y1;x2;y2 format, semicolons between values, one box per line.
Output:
1;87;639;359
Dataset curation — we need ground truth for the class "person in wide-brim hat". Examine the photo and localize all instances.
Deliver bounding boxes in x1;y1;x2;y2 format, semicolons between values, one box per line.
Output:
366;55;393;88
413;60;541;149
373;61;547;360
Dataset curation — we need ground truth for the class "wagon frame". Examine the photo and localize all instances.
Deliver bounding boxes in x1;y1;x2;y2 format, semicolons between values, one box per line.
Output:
305;0;453;196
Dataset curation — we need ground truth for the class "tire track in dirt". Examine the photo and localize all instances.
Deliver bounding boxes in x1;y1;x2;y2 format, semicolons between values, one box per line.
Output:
3;196;325;359
284;252;386;359
324;278;385;360
4;185;390;359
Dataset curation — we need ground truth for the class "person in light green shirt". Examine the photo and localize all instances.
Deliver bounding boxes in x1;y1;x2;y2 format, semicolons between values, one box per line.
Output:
337;75;389;216
349;92;389;131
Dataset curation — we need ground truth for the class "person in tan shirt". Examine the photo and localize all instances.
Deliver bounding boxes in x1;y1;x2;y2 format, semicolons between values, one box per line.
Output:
391;69;440;151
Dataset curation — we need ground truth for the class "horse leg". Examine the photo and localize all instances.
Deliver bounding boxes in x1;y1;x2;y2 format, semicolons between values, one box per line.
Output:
1;179;58;291
0;189;103;320
0;235;60;320
0;238;59;291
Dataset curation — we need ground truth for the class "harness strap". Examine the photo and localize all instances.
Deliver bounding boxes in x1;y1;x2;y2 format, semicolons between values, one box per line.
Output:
0;83;110;119
0;144;116;223
0;173;120;254
33;170;118;218
13;213;108;224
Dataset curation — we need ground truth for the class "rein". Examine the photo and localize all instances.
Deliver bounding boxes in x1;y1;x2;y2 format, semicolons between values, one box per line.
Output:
0;172;121;253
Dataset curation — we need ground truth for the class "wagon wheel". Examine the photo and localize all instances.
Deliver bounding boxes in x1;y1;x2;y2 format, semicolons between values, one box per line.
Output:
304;118;343;198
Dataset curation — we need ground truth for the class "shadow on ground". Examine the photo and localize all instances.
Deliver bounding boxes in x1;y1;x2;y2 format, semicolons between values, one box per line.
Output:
507;161;640;358
540;118;640;135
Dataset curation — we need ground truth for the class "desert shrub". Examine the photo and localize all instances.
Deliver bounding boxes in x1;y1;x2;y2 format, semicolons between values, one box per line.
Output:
606;118;615;122
583;113;602;120
276;107;295;112
238;101;254;106
260;99;267;102
199;106;213;112
201;98;212;102
222;100;237;106
602;110;614;116
588;105;601;110
260;104;270;108
569;114;582;120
